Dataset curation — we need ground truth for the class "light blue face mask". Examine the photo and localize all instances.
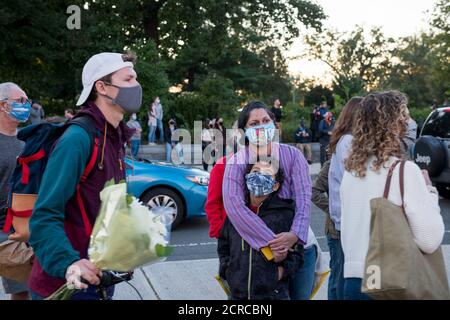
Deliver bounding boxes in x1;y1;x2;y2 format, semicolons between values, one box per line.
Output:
4;101;31;123
245;172;276;197
245;122;275;146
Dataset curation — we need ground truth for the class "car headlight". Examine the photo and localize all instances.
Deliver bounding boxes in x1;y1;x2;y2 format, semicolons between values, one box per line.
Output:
186;176;210;186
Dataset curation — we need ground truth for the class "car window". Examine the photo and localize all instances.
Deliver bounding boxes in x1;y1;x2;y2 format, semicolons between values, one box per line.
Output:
421;110;450;139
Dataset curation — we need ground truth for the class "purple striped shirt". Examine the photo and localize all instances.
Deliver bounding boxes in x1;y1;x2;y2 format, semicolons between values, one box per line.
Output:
222;143;312;250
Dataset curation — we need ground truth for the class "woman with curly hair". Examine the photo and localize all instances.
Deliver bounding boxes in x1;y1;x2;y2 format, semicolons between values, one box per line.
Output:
340;91;444;300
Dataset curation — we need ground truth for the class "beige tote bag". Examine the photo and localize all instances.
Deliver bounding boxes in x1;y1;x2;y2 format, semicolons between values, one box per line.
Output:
362;160;450;299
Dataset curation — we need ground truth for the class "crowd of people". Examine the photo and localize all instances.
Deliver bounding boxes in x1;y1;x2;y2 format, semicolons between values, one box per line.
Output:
205;92;446;300
0;50;447;301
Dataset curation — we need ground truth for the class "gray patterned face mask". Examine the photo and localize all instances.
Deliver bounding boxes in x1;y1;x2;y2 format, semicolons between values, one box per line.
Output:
103;83;142;113
245;172;276;197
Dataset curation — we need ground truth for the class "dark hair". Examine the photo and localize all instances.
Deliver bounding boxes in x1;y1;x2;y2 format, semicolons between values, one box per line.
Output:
238;101;276;130
238;101;276;145
328;96;363;155
87;52;137;103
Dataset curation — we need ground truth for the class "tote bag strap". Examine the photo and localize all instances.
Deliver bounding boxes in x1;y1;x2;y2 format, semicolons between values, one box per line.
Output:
383;159;406;208
383;159;402;198
399;160;406;209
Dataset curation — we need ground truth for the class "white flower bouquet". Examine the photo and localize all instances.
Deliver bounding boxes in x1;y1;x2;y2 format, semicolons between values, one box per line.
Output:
47;181;172;300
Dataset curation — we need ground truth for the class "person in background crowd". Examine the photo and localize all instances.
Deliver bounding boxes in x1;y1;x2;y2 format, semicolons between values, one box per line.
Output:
64;109;75;121
214;117;227;158
202;120;213;171
147;101;157;145
327;96;363;300
340;90;444;300
154;96;164;144
0;82;30;300
318;101;328;117
442;97;449;108
294;118;312;164
164;118;183;163
271;99;283;142
430;99;439;110
29;100;45;124
126;113;142;158
402;107;417;158
311;160;342;300
218;159;303;300
228;120;245;155
310;105;322;142
319;111;334;166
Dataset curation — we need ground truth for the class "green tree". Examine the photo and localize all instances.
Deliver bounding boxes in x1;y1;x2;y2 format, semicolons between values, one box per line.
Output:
380;34;436;107
304;26;393;101
1;0;326;119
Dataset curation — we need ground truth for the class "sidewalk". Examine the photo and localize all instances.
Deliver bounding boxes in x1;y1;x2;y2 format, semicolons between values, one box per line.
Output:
115;245;450;300
3;245;450;300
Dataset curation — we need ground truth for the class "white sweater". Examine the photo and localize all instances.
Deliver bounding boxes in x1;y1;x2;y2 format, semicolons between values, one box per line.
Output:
340;156;444;279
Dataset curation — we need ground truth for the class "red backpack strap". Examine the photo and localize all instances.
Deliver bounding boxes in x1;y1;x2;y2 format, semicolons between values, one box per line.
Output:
2;208;33;233
75;137;100;236
17;149;46;185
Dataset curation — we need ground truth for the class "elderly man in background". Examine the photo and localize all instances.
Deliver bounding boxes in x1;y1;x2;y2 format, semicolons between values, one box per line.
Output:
0;82;31;300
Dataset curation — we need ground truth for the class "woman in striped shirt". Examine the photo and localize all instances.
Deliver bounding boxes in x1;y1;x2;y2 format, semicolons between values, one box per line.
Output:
222;101;315;299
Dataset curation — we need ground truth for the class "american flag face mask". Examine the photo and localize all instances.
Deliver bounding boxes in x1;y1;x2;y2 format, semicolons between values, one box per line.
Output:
245;122;276;146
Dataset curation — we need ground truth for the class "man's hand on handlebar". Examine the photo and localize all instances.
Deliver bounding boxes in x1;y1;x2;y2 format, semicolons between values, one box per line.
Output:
65;259;102;289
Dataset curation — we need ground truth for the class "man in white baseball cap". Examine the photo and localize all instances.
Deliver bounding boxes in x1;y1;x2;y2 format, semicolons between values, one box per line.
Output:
76;52;142;124
27;52;140;300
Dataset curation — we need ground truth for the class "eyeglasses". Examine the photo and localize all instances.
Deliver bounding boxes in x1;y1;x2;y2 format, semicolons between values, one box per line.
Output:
0;97;31;104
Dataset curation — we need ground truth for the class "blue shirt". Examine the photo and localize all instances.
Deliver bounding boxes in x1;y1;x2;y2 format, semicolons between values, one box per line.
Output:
328;134;352;231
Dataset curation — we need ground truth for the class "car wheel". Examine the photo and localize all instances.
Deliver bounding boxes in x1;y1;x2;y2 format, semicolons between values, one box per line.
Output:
141;188;185;229
413;136;446;177
437;184;450;199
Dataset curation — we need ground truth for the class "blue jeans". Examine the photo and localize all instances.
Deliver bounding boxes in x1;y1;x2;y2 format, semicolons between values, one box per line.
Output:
343;278;371;300
156;119;164;143
30;285;115;300
289;245;317;300
148;125;156;143
131;140;140;158
166;143;172;162
327;235;345;300
166;143;184;163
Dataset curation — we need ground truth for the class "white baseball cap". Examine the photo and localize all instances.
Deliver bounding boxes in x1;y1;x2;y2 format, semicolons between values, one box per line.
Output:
76;52;134;106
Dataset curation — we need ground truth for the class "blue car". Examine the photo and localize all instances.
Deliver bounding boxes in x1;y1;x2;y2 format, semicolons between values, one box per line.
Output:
125;157;209;228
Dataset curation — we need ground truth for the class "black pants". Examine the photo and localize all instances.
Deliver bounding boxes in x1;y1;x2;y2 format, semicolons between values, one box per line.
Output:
319;140;329;167
202;142;216;171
